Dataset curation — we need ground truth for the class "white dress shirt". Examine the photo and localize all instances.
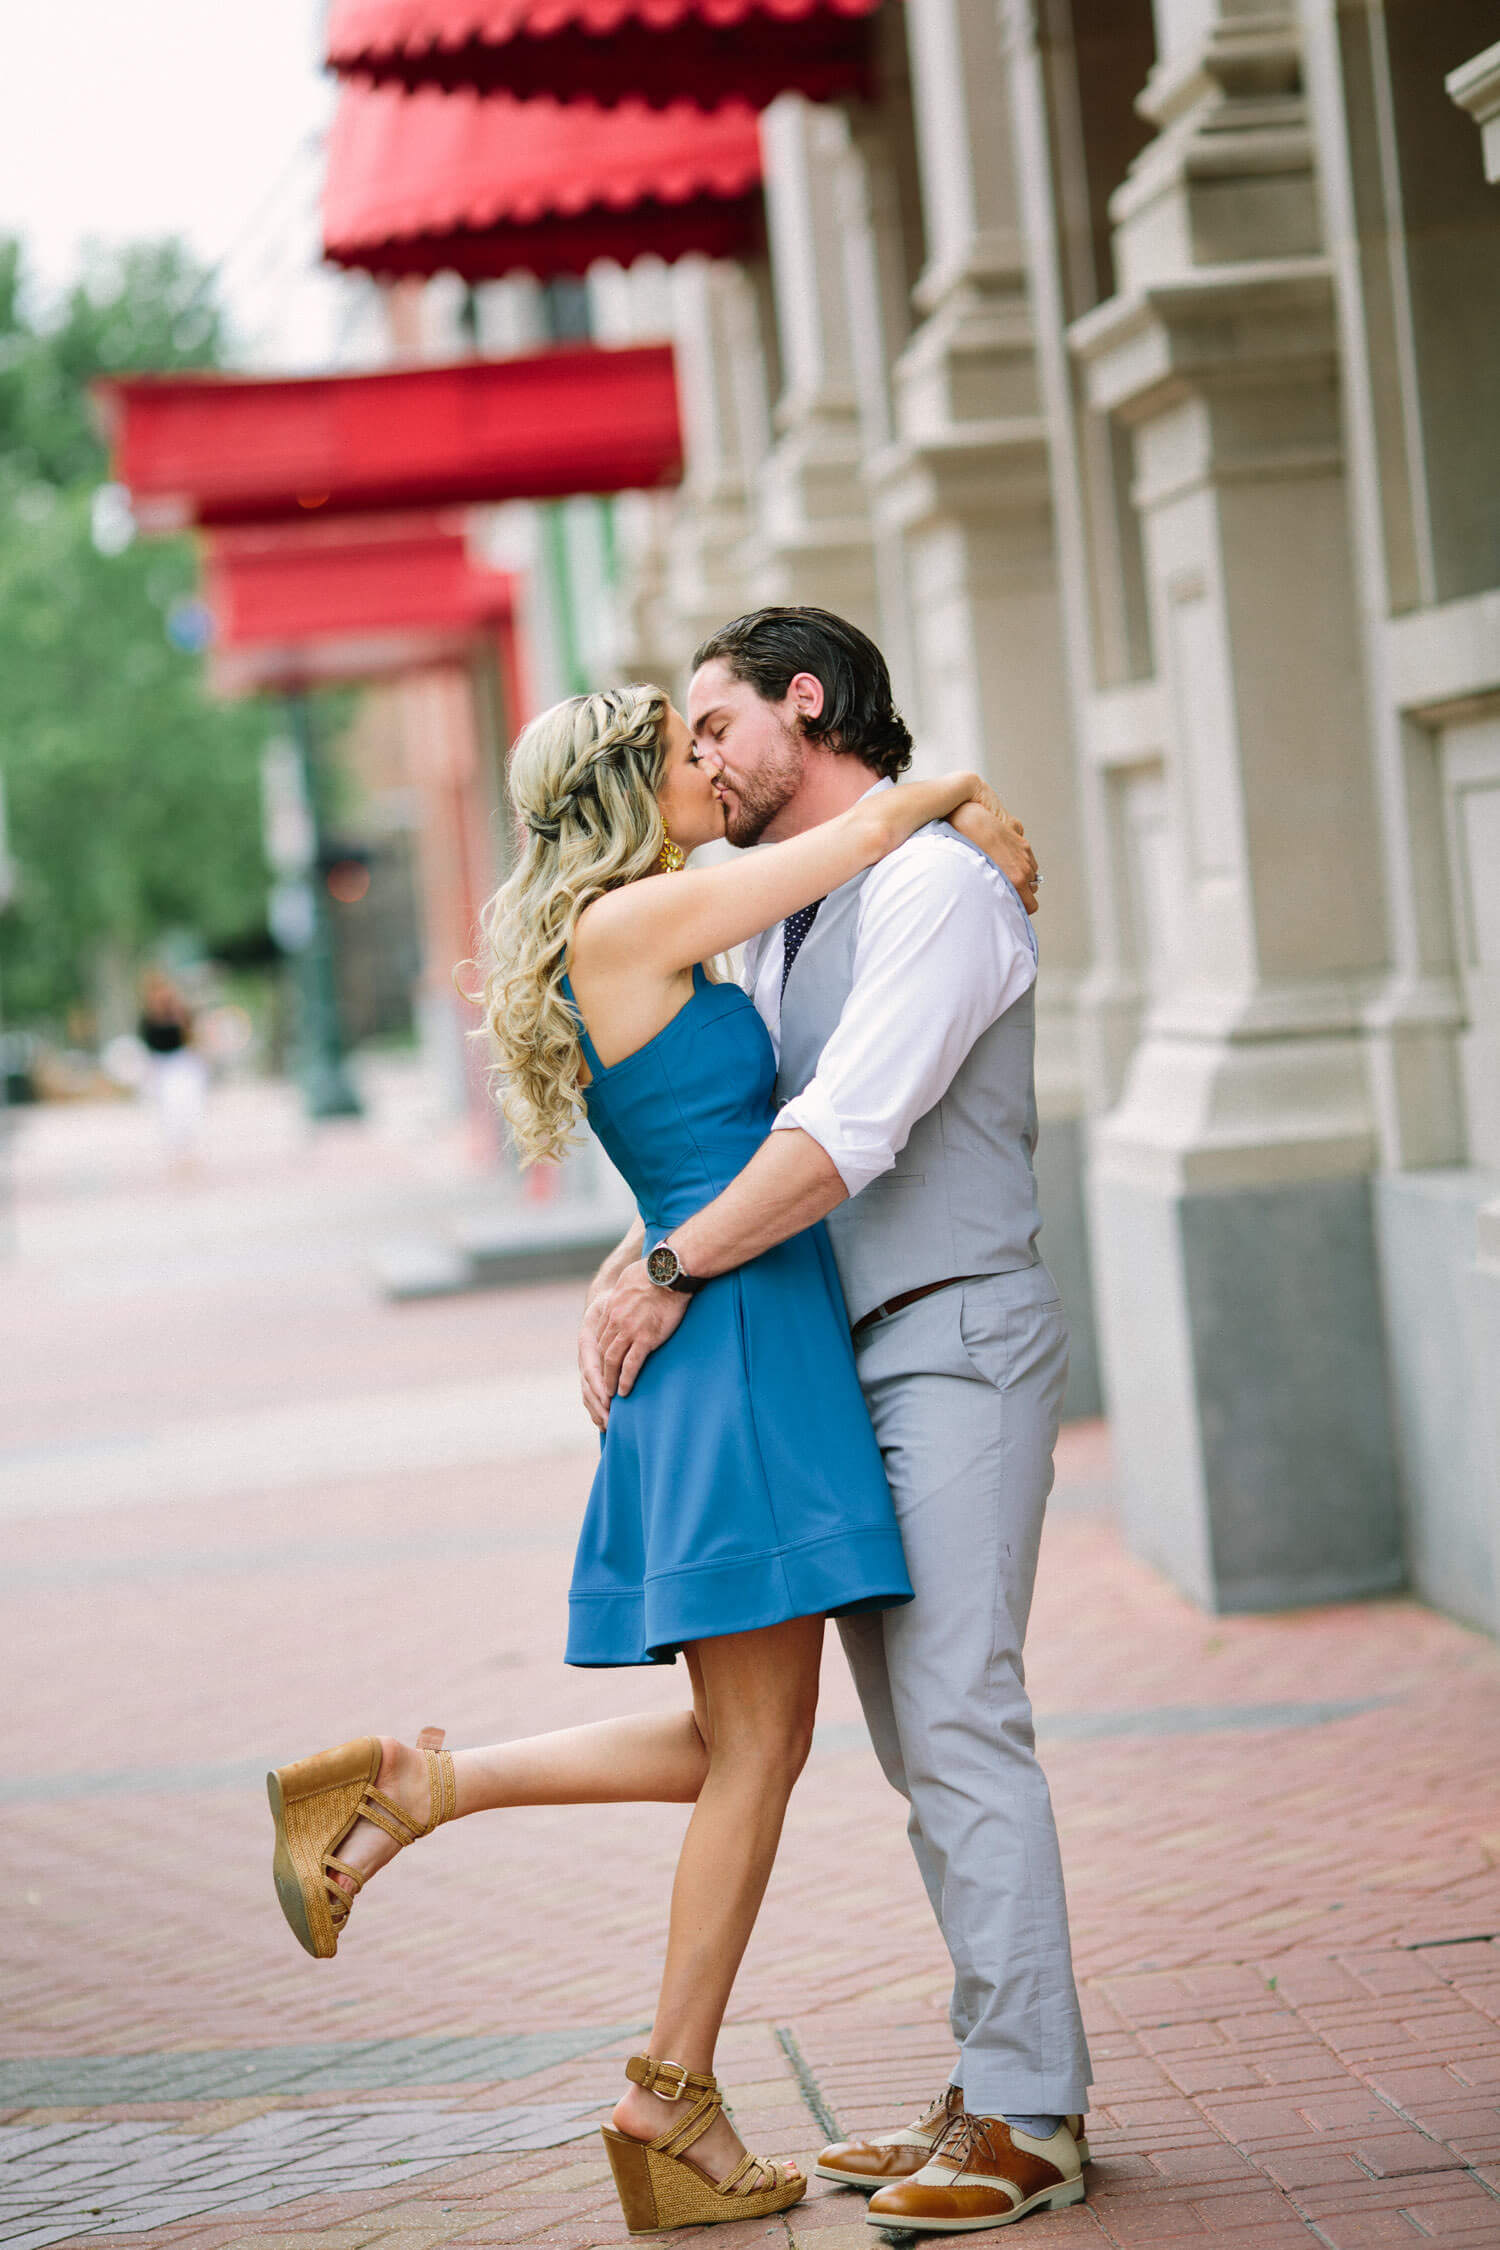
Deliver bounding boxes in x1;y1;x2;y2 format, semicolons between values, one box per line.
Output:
743;783;1037;1198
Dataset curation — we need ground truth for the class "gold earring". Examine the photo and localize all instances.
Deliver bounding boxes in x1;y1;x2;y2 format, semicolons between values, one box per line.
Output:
659;838;686;874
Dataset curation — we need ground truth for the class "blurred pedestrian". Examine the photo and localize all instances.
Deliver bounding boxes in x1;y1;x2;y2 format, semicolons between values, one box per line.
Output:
137;969;207;1173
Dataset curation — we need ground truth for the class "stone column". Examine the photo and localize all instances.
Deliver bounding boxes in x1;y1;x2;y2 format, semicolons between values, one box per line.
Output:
1476;1201;1500;1622
592;254;777;692
1067;1;1403;1610
867;0;1100;1413
1447;35;1500;1630
577;260;677;689
662;257;777;674
1000;0;1160;1131
753;95;882;633
833;18;927;718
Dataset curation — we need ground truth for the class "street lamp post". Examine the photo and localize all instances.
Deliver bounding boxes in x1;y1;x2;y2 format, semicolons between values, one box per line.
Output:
0;766;15;1253
269;695;362;1121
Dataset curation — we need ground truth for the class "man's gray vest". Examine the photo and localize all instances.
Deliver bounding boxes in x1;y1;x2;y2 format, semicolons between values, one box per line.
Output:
775;828;1042;1328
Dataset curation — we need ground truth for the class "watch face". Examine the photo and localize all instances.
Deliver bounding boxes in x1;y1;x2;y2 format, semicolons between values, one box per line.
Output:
646;1244;679;1286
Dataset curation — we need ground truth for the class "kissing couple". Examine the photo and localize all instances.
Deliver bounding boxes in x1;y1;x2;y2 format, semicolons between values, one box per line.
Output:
268;606;1093;2236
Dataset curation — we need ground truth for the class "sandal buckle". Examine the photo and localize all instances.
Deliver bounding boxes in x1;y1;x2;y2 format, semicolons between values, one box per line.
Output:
651;2060;691;2101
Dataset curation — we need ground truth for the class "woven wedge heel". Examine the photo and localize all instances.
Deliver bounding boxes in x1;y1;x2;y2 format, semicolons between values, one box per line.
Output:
267;1725;457;1959
600;2054;807;2234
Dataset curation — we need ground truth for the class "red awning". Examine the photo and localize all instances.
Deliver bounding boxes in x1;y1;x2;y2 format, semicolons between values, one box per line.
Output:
323;83;763;281
325;0;879;107
202;513;516;696
94;344;681;529
210;627;492;698
203;514;514;645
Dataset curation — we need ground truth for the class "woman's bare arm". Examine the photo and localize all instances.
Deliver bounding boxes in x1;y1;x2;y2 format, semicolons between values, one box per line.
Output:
574;771;1017;977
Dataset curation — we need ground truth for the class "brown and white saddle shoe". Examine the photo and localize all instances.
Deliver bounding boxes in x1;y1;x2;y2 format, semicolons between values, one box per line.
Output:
865;2114;1084;2233
815;2084;964;2189
819;2089;1089;2191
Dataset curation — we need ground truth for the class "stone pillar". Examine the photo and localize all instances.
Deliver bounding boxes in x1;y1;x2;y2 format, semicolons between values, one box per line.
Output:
1476;1201;1500;1622
754;95;882;632
1296;0;1494;1178
594;254;778;691
574;262;673;689
867;0;1100;1414
662;258;777;673
1000;0;1160;1129
834;19;927;718
1067;2;1403;1609
1446;33;1500;1622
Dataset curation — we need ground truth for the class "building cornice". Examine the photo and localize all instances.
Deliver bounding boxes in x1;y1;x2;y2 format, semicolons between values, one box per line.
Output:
1068;257;1335;420
1446;39;1500;183
865;421;1052;531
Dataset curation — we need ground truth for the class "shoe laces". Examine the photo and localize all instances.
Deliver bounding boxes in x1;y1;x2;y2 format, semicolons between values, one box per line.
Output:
913;2084;959;2135
930;2112;993;2180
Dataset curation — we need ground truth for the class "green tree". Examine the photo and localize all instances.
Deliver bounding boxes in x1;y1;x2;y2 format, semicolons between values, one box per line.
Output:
0;487;269;1022
0;235;222;490
0;235;272;1027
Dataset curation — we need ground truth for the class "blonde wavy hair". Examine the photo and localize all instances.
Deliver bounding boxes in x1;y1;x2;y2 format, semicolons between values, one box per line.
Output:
473;684;674;1165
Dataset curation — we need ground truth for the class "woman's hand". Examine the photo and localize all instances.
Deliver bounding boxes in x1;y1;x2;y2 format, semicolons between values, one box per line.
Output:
598;1261;690;1399
951;794;1040;914
578;1291;614;1430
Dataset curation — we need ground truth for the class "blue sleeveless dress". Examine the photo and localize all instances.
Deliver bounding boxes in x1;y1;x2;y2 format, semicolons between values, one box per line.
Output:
562;963;913;1667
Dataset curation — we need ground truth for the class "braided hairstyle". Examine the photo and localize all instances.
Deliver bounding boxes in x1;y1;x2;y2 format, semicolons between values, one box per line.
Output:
472;685;672;1164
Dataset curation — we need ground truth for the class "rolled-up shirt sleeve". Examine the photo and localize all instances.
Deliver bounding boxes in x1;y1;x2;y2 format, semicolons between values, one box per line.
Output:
772;836;1036;1197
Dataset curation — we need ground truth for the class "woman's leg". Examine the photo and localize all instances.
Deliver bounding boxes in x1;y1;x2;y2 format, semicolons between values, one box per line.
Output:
330;1708;711;1893
612;1614;824;2190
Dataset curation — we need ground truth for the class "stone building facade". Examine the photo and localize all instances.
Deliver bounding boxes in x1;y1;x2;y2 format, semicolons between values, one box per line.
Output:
508;0;1499;1631
378;6;1495;1623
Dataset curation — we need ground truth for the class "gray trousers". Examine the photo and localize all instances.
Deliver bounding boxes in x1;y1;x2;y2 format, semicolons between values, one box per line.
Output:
838;1264;1092;2115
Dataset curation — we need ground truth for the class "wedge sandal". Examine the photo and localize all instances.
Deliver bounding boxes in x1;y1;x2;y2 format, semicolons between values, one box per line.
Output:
601;2054;807;2234
267;1725;456;1959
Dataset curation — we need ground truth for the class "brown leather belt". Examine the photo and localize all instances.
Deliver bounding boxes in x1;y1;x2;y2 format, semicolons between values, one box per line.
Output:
852;1273;987;1339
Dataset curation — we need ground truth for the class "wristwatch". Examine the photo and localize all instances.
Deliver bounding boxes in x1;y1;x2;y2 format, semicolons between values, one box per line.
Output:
646;1241;706;1295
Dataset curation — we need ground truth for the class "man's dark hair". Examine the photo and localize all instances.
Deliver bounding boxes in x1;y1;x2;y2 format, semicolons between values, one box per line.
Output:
692;606;913;779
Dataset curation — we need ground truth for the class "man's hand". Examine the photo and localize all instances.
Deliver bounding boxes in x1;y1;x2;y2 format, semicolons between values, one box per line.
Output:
950;798;1039;915
597;1261;690;1403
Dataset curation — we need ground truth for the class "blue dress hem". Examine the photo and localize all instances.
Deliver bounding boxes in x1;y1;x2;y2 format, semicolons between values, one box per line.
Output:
565;1526;912;1669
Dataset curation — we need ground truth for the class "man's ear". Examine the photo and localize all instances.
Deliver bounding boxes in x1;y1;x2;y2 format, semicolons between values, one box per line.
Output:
786;670;826;723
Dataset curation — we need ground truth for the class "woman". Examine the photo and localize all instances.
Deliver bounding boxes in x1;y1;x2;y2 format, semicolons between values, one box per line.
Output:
138;969;207;1172
267;685;1024;2235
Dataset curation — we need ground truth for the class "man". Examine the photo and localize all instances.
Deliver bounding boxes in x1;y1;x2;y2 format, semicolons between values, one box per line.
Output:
581;607;1091;2233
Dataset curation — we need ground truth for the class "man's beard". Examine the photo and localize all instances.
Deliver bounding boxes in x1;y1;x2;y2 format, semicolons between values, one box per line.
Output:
721;719;804;847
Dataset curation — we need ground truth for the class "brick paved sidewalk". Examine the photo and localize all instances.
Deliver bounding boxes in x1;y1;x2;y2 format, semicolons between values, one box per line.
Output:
3;1080;1499;2250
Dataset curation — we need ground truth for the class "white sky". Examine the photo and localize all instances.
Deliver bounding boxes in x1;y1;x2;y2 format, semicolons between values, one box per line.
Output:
0;0;357;367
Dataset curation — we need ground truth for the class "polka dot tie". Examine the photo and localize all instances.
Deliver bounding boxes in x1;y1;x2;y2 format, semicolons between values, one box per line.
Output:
781;899;824;1001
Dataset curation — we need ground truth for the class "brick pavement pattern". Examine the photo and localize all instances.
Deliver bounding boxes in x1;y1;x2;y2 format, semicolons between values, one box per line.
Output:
3;1076;1499;2250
